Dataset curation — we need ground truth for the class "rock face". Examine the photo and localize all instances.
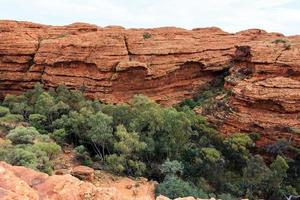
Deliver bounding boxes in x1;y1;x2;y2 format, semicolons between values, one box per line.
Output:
0;161;117;200
0;161;158;200
0;20;300;146
220;37;300;146
0;20;282;105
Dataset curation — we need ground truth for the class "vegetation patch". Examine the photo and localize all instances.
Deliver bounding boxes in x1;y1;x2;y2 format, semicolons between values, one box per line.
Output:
143;32;152;39
0;83;299;199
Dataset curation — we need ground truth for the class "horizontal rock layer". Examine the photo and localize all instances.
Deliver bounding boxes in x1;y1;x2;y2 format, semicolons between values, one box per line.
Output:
219;37;300;146
0;20;299;146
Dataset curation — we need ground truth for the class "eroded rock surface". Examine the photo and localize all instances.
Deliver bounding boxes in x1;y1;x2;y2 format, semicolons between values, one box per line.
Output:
220;37;300;146
0;20;300;146
0;161;157;200
0;161;118;200
0;21;282;105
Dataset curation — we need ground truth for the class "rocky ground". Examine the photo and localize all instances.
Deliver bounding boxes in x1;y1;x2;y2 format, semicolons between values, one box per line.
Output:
0;161;221;200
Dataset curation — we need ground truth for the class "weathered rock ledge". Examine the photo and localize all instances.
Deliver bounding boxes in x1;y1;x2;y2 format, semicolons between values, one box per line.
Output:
0;20;299;146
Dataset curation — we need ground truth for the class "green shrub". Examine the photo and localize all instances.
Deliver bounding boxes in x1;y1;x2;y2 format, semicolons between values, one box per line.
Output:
272;38;288;44
143;32;151;39
249;132;261;142
50;129;67;145
155;176;208;199
5;148;37;169
74;145;92;165
29;114;47;133
161;158;183;177
0;106;9;117
6;126;40;144
224;133;253;168
34;142;61;159
201;147;222;163
0;114;24;123
106;154;126;174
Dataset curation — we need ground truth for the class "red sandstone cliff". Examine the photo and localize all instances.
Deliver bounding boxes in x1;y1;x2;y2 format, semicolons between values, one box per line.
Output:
0;20;299;146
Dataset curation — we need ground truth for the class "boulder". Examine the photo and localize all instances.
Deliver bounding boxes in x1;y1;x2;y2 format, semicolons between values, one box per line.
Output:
71;165;95;181
0;161;117;200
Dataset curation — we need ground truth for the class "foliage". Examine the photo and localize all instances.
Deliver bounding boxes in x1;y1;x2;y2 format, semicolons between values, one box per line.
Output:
74;145;92;165
29;114;47;133
0;140;53;174
34;142;61;159
6;126;39;144
0;106;9;117
161;158;183;178
0;83;299;199
0;114;24;123
201;147;222;163
224;133;254;169
155;176;209;199
143;32;151;39
106;125;146;176
50;129;67;145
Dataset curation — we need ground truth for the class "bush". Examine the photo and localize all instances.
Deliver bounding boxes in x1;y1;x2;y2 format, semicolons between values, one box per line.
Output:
201;147;222;163
161;159;183;177
74;145;92;165
155;176;208;199
224;133;253;168
29;114;47;133
106;154;126;174
143;32;151;39
0;106;9;117
0;114;24;123
34;142;61;159
6;126;40;144
5;148;37;169
50;129;67;145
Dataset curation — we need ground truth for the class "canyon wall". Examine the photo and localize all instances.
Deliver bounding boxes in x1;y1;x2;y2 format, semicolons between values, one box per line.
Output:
0;20;299;146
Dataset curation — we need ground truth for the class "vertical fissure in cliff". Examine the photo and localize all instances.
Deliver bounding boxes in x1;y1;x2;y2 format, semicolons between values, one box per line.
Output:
26;37;43;73
123;35;133;61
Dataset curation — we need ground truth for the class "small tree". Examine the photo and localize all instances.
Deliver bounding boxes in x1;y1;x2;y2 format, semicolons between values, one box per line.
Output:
161;158;183;178
106;125;146;176
87;111;113;160
6;126;40;144
224;133;253;169
34;92;55;115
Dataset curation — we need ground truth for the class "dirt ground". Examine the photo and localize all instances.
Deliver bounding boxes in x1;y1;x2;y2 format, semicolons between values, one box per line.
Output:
53;146;156;200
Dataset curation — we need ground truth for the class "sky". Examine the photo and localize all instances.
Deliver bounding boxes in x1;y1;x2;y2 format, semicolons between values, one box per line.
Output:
0;0;300;35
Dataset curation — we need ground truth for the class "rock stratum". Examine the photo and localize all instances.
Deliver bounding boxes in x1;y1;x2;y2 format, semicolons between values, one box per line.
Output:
0;20;300;147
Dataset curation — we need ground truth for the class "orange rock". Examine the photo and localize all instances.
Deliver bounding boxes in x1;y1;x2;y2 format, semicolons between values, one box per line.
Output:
0;20;299;146
71;165;95;181
218;37;300;147
0;161;117;200
0;20;281;105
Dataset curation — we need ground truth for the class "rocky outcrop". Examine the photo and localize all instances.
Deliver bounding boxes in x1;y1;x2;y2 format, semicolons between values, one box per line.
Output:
0;161;117;200
0;20;282;105
0;20;299;146
219;37;300;146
